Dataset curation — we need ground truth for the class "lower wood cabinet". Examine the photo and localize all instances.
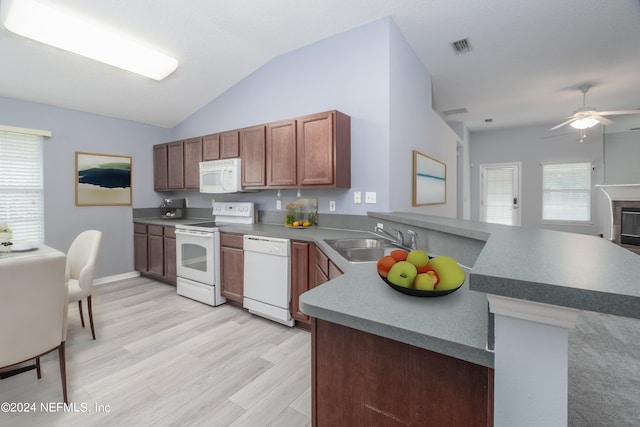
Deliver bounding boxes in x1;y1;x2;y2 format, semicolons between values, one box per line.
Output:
220;232;244;303
133;223;176;285
291;243;342;328
312;319;494;426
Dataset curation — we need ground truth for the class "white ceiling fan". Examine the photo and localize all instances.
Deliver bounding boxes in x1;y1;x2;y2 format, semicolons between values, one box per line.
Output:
550;84;640;131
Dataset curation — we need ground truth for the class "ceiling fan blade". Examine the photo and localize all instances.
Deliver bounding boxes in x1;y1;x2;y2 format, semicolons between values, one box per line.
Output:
594;116;614;126
550;118;575;130
597;109;640;116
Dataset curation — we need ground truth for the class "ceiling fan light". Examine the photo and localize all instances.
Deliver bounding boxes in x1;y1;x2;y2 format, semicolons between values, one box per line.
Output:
2;0;178;80
570;117;599;130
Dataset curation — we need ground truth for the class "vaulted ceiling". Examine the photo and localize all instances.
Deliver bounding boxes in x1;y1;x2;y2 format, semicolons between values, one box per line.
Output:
1;0;639;132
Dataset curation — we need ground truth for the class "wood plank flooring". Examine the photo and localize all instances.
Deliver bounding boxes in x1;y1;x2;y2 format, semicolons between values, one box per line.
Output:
0;276;311;426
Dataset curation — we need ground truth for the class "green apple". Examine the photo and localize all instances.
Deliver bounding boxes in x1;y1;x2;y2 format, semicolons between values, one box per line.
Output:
386;261;418;288
414;273;436;290
428;256;465;290
406;249;429;268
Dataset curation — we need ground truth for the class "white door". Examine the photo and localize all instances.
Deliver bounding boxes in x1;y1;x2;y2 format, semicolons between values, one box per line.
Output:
480;163;521;226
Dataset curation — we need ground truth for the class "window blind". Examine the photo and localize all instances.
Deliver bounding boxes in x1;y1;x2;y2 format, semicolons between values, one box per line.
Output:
0;130;44;242
542;162;591;222
484;167;515;225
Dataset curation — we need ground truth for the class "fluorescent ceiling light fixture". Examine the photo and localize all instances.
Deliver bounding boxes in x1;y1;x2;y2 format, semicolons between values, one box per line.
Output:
569;117;599;130
3;0;178;80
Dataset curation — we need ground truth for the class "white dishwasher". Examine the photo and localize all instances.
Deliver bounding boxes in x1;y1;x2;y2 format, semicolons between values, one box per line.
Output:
243;235;294;327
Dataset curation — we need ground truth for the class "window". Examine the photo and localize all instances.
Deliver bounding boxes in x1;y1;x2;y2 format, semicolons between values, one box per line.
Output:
0;130;44;242
542;162;592;223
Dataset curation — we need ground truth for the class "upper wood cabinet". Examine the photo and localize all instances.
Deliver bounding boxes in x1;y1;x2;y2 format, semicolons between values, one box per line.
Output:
240;125;266;188
220;131;240;159
153;144;169;191
167;141;184;189
266;120;297;187
297;110;350;188
183;137;202;189
153;109;350;192
202;133;220;161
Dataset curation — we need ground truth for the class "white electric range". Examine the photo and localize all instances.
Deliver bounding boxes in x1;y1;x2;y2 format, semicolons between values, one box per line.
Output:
174;202;254;306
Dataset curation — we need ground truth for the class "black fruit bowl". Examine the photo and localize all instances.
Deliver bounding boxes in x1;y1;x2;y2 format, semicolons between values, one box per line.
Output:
379;274;463;297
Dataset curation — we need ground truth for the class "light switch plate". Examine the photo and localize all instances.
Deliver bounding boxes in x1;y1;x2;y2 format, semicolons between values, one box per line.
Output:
276;200;281;210
353;191;362;204
365;192;377;203
329;200;336;211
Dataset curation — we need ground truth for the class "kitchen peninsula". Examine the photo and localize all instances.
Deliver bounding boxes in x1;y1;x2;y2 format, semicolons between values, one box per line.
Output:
300;212;640;426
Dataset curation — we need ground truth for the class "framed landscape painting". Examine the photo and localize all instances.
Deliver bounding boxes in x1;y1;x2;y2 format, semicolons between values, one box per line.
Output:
75;152;132;206
412;150;446;206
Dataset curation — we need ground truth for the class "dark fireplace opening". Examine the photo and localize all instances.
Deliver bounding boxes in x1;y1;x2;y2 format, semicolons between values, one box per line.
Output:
621;207;640;247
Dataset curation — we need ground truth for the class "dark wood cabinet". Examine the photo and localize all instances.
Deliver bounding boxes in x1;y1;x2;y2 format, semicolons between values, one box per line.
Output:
153;144;168;191
220;232;244;303
202;133;220;161
134;224;149;272
297;110;351;188
240;125;266;188
291;240;318;327
134;224;176;285
266;120;297;187
183;137;202;189
220;131;240;159
315;246;342;286
312;319;494;426
153;110;350;191
167;141;184;189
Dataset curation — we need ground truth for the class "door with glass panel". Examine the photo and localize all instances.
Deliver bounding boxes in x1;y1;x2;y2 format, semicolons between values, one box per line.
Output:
480;163;521;226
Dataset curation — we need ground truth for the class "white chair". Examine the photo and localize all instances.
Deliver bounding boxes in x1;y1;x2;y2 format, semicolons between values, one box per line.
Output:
66;230;102;340
0;251;69;403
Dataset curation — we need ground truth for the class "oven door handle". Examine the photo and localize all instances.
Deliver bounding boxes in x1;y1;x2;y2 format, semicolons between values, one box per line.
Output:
175;229;214;237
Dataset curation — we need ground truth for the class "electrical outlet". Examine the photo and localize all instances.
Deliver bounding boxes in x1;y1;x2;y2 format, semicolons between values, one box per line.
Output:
329;200;336;211
365;192;377;203
276;200;281;210
353;191;362;204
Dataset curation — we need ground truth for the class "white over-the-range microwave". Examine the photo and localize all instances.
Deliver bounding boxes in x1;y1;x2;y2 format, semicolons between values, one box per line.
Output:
199;158;242;194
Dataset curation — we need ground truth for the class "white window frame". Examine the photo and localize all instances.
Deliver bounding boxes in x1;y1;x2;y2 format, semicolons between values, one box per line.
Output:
541;161;593;225
0;126;51;243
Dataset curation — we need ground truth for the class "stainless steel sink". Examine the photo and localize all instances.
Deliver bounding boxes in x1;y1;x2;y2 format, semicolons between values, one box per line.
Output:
324;238;396;263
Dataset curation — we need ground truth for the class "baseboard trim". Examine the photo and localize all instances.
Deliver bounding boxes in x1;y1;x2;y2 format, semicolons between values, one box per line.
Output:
94;271;140;286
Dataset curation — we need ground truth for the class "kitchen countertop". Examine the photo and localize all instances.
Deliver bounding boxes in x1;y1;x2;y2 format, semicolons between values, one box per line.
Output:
369;212;640;320
135;216;494;367
134;213;640;368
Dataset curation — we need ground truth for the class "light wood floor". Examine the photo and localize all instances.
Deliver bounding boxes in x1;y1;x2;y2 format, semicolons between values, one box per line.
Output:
0;276;311;427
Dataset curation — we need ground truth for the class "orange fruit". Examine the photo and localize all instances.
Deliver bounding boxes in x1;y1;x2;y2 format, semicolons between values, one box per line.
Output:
389;249;408;262
377;256;397;278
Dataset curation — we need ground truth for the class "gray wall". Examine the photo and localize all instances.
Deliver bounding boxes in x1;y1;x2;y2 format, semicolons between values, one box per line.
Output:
170;18;460;219
0;96;170;278
604;130;640;184
0;18;461;279
470;124;605;235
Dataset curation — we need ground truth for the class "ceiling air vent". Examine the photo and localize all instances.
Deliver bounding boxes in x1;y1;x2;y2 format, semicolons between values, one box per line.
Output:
451;38;472;54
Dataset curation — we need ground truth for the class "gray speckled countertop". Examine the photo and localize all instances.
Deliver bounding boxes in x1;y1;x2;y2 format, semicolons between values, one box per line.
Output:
369;212;640;320
134;212;640;369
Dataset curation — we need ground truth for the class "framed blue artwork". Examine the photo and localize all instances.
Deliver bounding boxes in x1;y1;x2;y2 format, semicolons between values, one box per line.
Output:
413;150;446;206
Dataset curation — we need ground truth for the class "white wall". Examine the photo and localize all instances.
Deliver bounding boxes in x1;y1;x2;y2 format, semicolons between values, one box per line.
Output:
470;124;605;235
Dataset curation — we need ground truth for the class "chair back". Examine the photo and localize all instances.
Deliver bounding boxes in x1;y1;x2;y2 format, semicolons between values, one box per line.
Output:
0;252;67;367
67;230;102;296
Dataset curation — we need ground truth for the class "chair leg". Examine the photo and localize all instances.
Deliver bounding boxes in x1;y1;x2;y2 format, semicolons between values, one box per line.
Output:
87;295;96;340
78;300;85;328
58;342;68;404
36;357;41;379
